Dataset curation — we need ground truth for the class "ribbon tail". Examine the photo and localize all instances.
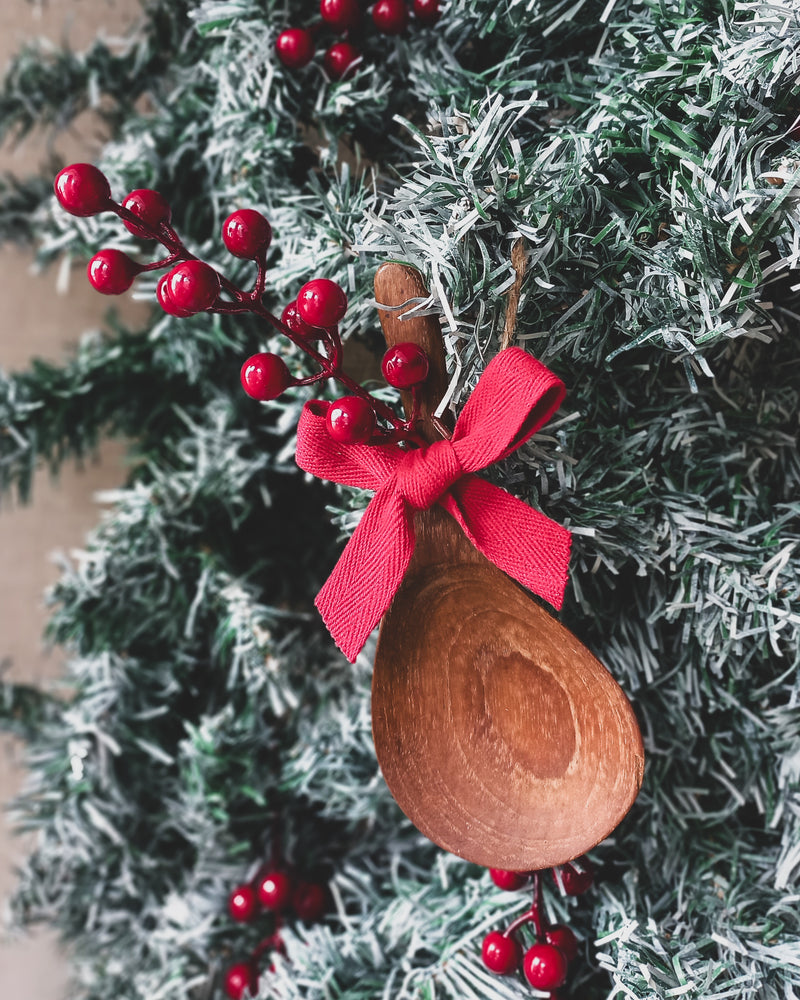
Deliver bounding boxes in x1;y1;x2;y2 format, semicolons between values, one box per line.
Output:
443;478;571;610
316;488;414;662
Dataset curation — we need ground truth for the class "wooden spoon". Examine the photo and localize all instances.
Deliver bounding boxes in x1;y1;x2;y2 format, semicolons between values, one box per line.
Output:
371;263;644;871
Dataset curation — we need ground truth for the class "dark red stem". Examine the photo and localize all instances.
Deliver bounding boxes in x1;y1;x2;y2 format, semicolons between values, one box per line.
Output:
138;252;182;272
251;928;282;964
531;870;545;940
504;870;546;942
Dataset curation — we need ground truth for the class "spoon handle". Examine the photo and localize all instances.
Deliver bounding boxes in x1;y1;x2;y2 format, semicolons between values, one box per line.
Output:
370;263;644;870
374;263;452;444
374;263;478;569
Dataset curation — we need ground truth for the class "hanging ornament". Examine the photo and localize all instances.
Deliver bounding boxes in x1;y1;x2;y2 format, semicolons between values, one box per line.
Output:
297;263;644;871
54;168;644;876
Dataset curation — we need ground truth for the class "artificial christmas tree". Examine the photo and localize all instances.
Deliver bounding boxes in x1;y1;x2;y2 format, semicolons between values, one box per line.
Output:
1;1;799;999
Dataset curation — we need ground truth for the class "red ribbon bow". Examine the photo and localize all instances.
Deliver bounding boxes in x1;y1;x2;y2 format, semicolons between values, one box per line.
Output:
295;347;572;661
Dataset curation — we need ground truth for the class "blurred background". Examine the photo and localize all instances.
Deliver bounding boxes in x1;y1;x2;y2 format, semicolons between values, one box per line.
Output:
0;2;144;992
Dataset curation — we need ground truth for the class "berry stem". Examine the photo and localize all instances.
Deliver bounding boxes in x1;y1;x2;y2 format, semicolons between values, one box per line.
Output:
504;870;546;941
251;926;282;964
157;222;185;251
531;870;546;941
292;370;334;388
90;184;424;445
319;327;343;370
504;907;535;939
138;252;182;272
251;252;269;302
207;301;259;316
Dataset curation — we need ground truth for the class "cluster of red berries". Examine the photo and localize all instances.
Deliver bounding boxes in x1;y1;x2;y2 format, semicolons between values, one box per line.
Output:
276;0;440;81
243;319;429;445
54;163;274;310
54;163;430;448
224;868;328;1000
481;858;594;997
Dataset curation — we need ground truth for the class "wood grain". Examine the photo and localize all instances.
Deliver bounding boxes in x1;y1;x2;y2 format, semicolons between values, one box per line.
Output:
371;263;644;870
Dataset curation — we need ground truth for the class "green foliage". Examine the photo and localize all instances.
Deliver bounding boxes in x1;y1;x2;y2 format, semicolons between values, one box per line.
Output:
0;0;798;998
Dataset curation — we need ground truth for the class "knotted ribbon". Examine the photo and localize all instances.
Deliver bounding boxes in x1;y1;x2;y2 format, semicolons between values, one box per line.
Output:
295;347;572;661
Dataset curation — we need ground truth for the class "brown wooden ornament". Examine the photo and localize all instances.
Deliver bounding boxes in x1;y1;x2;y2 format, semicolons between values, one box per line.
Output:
371;263;644;871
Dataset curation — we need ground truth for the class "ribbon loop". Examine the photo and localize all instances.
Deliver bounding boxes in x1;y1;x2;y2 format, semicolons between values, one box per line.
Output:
395;439;462;510
295;347;572;661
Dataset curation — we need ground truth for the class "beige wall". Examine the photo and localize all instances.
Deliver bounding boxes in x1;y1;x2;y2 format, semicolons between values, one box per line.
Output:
0;2;146;992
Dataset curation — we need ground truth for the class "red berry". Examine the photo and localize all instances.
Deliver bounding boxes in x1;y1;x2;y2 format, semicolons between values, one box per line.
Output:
372;0;408;34
54;163;111;217
522;943;568;991
326;396;376;444
165;260;221;314
281;301;319;341
241;353;293;401
481;931;521;975
546;924;578;962
292;881;327;922
222;209;273;259
224;962;257;1000
87;249;139;295
324;42;361;81
156;273;194;317
381;343;430;388
121;189;171;237
413;0;440;23
555;856;594;896
228;884;258;922
256;870;292;911
276;28;315;69
320;0;361;29
296;278;348;328
489;868;529;891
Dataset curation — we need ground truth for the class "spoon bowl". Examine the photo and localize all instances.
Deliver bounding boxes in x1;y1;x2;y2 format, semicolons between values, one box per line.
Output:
371;263;644;870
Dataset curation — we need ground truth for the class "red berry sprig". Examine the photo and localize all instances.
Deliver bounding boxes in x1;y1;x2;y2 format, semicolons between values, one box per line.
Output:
275;0;442;78
480;859;594;995
54;164;432;448
222;865;329;998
